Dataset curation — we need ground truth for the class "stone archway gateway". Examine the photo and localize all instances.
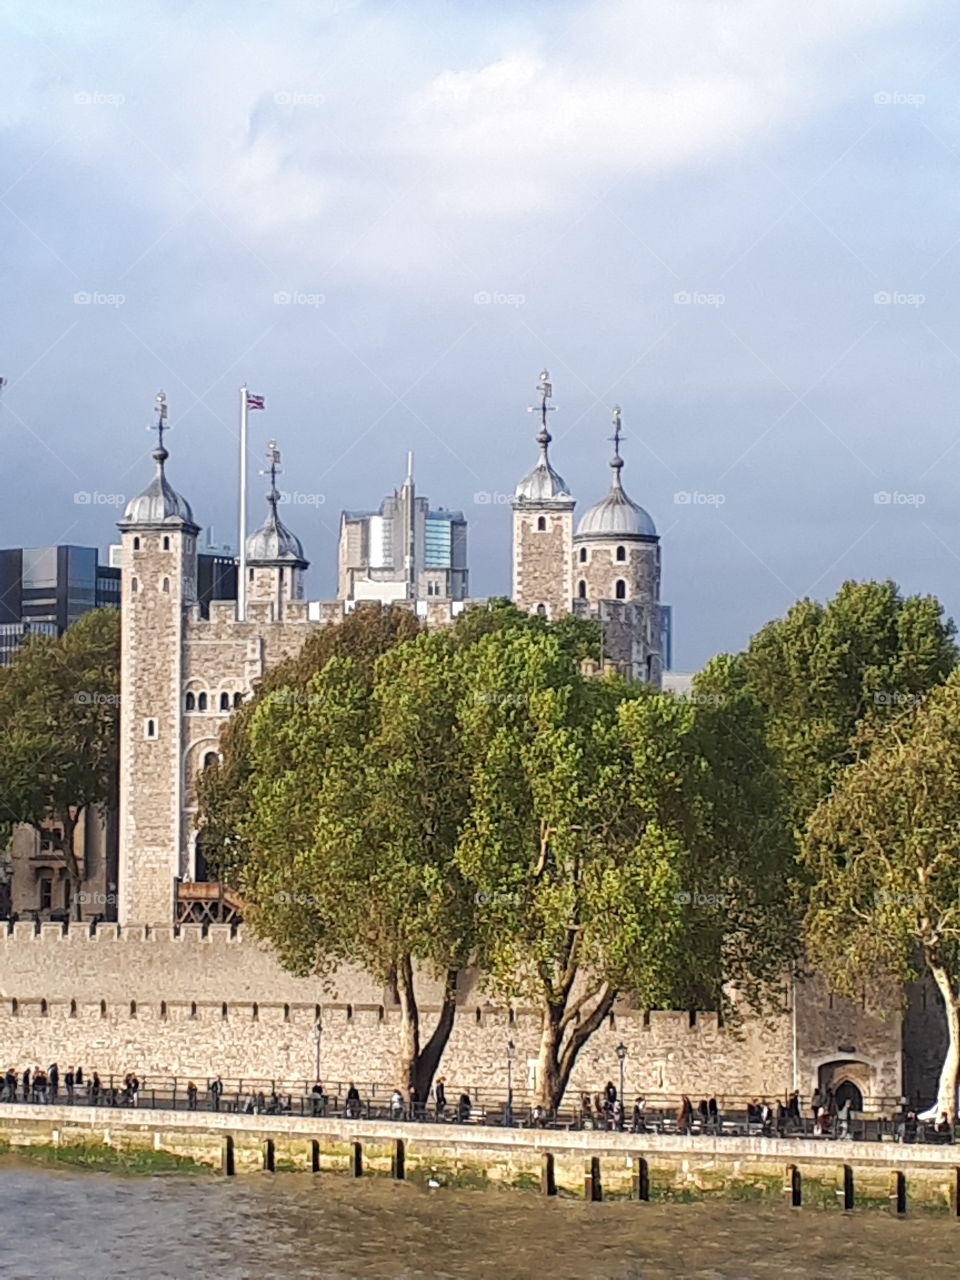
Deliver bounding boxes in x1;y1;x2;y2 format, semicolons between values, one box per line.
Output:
817;1058;873;1110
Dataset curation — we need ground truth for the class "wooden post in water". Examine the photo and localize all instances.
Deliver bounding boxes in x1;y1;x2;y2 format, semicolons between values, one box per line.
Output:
633;1157;650;1202
221;1135;235;1177
392;1138;405;1181
584;1157;602;1202
954;1169;960;1218
889;1170;906;1217
352;1140;363;1178
839;1164;854;1211
784;1165;801;1208
310;1139;320;1174
541;1152;557;1197
262;1138;275;1173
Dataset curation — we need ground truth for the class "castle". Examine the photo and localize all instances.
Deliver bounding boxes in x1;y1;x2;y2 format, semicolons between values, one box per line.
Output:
0;374;934;1113
117;373;664;925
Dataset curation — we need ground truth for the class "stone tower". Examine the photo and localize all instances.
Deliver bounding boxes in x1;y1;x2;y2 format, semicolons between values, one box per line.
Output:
245;441;309;620
511;370;575;618
116;393;198;924
573;407;662;683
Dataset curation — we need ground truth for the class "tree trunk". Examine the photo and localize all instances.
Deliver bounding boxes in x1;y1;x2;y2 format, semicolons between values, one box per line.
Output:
395;958;460;1105
929;962;960;1124
534;985;617;1111
52;811;83;921
412;968;458;1103
395;954;421;1098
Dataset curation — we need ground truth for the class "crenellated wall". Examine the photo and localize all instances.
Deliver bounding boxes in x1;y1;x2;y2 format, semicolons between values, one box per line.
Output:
0;924;904;1106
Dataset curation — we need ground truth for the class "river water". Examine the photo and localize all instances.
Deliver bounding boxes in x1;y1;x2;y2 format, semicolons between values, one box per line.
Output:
0;1165;953;1279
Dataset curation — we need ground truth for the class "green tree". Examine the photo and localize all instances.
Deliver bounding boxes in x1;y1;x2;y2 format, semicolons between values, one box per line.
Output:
0;609;120;917
197;604;422;883
802;670;960;1121
234;631;474;1101
741;580;956;825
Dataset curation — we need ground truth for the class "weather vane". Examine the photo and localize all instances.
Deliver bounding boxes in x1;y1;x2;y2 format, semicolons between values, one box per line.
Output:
527;369;556;440
149;390;169;457
261;440;283;507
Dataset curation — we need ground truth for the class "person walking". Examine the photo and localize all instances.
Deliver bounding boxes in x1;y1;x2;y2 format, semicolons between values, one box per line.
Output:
457;1091;472;1123
390;1089;404;1120
48;1063;59;1103
708;1095;719;1133
435;1077;447;1121
65;1068;75;1105
346;1082;361;1119
311;1080;326;1117
677;1095;693;1135
604;1080;617;1117
90;1072;101;1106
837;1098;851;1139
3;1069;16;1103
129;1074;140;1109
187;1081;198;1111
631;1095;646;1134
21;1068;30;1103
209;1075;223;1112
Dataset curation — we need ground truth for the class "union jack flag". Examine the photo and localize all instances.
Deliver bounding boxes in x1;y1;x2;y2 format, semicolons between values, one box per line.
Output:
246;392;265;410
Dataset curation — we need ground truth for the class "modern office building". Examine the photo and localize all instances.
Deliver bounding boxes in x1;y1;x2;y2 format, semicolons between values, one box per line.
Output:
338;455;468;603
0;545;120;664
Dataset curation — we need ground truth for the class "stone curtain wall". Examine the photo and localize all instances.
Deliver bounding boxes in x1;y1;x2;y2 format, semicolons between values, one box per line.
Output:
0;924;904;1105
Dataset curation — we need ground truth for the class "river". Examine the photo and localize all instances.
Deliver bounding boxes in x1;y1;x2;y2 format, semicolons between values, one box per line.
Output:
0;1164;953;1279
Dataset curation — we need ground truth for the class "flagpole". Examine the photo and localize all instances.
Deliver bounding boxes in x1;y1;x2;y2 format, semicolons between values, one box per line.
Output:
238;384;248;621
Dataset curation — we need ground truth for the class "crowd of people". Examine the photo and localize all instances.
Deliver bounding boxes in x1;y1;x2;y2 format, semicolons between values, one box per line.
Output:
1;1067;951;1141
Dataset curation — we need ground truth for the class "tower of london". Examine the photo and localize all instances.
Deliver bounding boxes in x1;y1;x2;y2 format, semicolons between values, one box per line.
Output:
116;374;664;926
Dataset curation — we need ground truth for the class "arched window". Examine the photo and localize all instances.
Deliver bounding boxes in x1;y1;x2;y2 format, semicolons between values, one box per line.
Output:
219;692;230;711
163;536;170;551
616;545;626;562
203;752;218;770
615;579;626;600
185;692;195;712
579;547;587;563
133;536;140;550
248;567;254;580
536;603;547;616
577;580;587;599
233;692;243;708
162;577;170;593
536;516;546;532
145;719;156;739
197;693;207;712
131;577;138;593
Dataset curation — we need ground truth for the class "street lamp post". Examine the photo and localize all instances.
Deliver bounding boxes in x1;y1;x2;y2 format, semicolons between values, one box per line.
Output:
506;1039;515;1127
616;1042;627;1131
314;1017;322;1083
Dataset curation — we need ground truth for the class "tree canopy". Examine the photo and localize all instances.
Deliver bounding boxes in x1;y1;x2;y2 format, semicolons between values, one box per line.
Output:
0;608;120;916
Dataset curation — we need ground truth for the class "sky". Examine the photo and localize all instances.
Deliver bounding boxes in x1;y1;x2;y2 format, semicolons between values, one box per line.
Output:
1;0;959;670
